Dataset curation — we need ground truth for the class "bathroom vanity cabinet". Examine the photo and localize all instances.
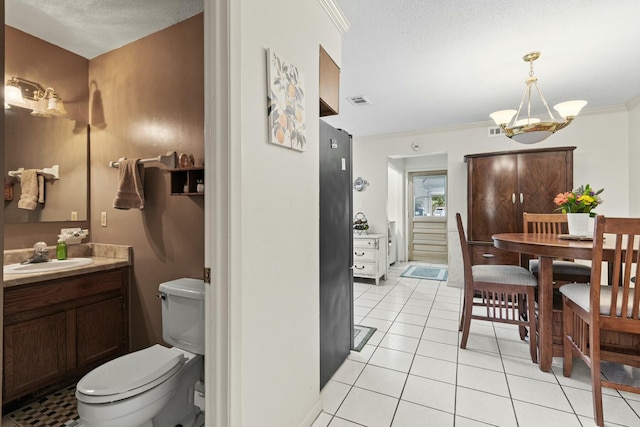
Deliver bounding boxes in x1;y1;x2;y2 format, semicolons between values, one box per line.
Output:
3;267;129;405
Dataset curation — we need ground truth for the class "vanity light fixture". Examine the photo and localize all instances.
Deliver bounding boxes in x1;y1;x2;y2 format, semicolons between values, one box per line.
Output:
489;52;587;144
4;77;67;117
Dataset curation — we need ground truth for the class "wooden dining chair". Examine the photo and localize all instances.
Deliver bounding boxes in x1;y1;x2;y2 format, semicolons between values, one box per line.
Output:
560;216;640;426
523;212;592;284
456;213;538;363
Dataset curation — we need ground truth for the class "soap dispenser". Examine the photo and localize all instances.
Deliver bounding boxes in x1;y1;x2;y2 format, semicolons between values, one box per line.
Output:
56;236;67;260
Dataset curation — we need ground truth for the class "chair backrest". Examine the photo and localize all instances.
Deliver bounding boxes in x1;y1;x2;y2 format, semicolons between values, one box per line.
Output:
591;216;640;326
523;212;568;235
456;213;474;292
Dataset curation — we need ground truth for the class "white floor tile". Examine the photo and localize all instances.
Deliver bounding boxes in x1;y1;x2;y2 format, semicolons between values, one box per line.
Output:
328;417;362;427
393;312;428;326
368;308;400;322
502;354;556;383
379;333;420;354
457;348;504;372
421;327;459;346
354;365;408;398
331;359;366;385
513;400;581;427
410;355;457;384
563;386;640;426
401;374;456;413
320;380;351;415
425;317;459;332
369;347;414;373
455;386;517;427
507;375;573;412
391;400;454;427
335;387;398;427
311;412;333;427
453;416;496;426
387;322;424;339
347;344;376;364
360;317;393;333
457;364;510;397
416;340;457;362
461;333;500;354
341;274;640;426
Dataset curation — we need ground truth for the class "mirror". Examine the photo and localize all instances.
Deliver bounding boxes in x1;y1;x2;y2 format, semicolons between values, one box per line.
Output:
4;107;88;223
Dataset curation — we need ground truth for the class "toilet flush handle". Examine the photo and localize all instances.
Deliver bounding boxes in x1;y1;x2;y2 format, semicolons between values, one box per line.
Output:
156;293;167;300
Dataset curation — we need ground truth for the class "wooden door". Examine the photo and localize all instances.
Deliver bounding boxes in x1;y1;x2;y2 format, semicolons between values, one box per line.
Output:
319;121;353;389
467;154;519;242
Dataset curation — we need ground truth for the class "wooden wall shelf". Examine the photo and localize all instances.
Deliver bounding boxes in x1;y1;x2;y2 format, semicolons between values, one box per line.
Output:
169;167;205;196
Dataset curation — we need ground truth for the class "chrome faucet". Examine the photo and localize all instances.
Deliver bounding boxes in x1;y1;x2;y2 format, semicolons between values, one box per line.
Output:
21;241;50;264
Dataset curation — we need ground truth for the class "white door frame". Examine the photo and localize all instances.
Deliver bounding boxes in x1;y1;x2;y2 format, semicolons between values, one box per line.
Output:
204;1;234;425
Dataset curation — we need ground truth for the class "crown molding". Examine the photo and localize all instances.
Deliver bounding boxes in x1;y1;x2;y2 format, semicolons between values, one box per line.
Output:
317;0;350;34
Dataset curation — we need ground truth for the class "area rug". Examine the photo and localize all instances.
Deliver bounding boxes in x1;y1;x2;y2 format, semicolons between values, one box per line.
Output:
401;265;448;281
353;325;377;352
8;384;81;427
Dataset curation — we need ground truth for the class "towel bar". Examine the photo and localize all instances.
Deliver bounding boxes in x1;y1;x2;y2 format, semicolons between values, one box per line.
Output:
8;165;59;180
109;151;176;169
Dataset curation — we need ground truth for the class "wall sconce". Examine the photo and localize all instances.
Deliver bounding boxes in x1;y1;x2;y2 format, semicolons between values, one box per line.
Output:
4;77;67;117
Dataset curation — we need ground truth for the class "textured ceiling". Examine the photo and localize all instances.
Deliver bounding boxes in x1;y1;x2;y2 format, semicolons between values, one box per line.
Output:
6;0;640;137
5;0;203;59
325;0;640;136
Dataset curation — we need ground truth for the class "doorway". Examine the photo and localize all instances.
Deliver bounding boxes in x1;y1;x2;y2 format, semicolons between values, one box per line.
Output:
408;171;447;263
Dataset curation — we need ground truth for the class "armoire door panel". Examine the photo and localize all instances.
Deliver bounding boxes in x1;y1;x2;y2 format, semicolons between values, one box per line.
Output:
517;151;571;224
468;154;519;241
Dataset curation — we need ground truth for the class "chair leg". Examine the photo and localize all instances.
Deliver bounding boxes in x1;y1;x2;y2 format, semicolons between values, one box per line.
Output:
518;297;527;341
459;296;466;332
526;288;538;363
562;297;574;378
589;319;604;427
459;292;473;349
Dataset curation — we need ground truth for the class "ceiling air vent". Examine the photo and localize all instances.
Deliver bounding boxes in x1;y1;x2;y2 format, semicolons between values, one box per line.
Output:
488;126;505;137
347;95;371;106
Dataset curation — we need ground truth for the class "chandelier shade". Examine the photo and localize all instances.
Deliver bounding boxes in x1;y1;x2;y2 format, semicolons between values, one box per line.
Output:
490;52;586;144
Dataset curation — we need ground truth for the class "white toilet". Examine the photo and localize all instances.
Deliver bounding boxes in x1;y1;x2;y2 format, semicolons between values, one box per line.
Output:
75;278;206;427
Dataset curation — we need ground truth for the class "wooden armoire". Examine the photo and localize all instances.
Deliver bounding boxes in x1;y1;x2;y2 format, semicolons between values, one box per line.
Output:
464;146;575;266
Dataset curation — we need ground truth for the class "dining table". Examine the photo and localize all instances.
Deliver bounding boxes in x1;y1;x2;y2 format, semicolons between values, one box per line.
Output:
492;232;603;372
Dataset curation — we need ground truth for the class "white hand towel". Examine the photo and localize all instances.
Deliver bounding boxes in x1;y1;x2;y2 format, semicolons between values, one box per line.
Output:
17;169;38;210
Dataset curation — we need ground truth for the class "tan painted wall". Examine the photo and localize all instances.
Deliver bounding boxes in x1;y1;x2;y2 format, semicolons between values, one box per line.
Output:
89;14;204;350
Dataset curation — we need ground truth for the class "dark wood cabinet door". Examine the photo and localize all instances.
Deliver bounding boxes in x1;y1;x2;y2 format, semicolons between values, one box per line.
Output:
76;297;125;369
467;154;519;241
517;150;573;226
3;312;66;401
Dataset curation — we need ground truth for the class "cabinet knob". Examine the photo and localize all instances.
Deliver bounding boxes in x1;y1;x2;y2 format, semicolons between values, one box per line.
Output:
355;251;365;256
482;253;495;258
520;193;524;204
354;265;366;270
512;193;516;204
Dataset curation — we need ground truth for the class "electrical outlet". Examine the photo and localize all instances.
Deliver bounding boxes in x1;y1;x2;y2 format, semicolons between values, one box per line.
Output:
71;211;78;221
101;211;107;227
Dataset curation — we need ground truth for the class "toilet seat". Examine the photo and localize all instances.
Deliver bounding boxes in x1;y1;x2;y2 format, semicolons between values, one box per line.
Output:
76;344;185;404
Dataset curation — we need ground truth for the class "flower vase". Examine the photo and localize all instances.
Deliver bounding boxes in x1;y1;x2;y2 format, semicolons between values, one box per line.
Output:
567;213;592;237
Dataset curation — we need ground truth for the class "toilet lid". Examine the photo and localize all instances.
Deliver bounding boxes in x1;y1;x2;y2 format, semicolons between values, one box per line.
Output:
77;344;185;399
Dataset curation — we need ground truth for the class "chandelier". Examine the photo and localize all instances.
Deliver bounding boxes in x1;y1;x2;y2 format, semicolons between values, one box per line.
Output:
490;52;586;144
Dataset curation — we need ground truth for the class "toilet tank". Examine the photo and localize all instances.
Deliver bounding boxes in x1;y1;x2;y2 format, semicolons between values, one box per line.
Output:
159;278;205;355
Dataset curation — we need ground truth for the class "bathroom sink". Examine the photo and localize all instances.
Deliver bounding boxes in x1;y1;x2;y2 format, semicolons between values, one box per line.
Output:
3;258;94;274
